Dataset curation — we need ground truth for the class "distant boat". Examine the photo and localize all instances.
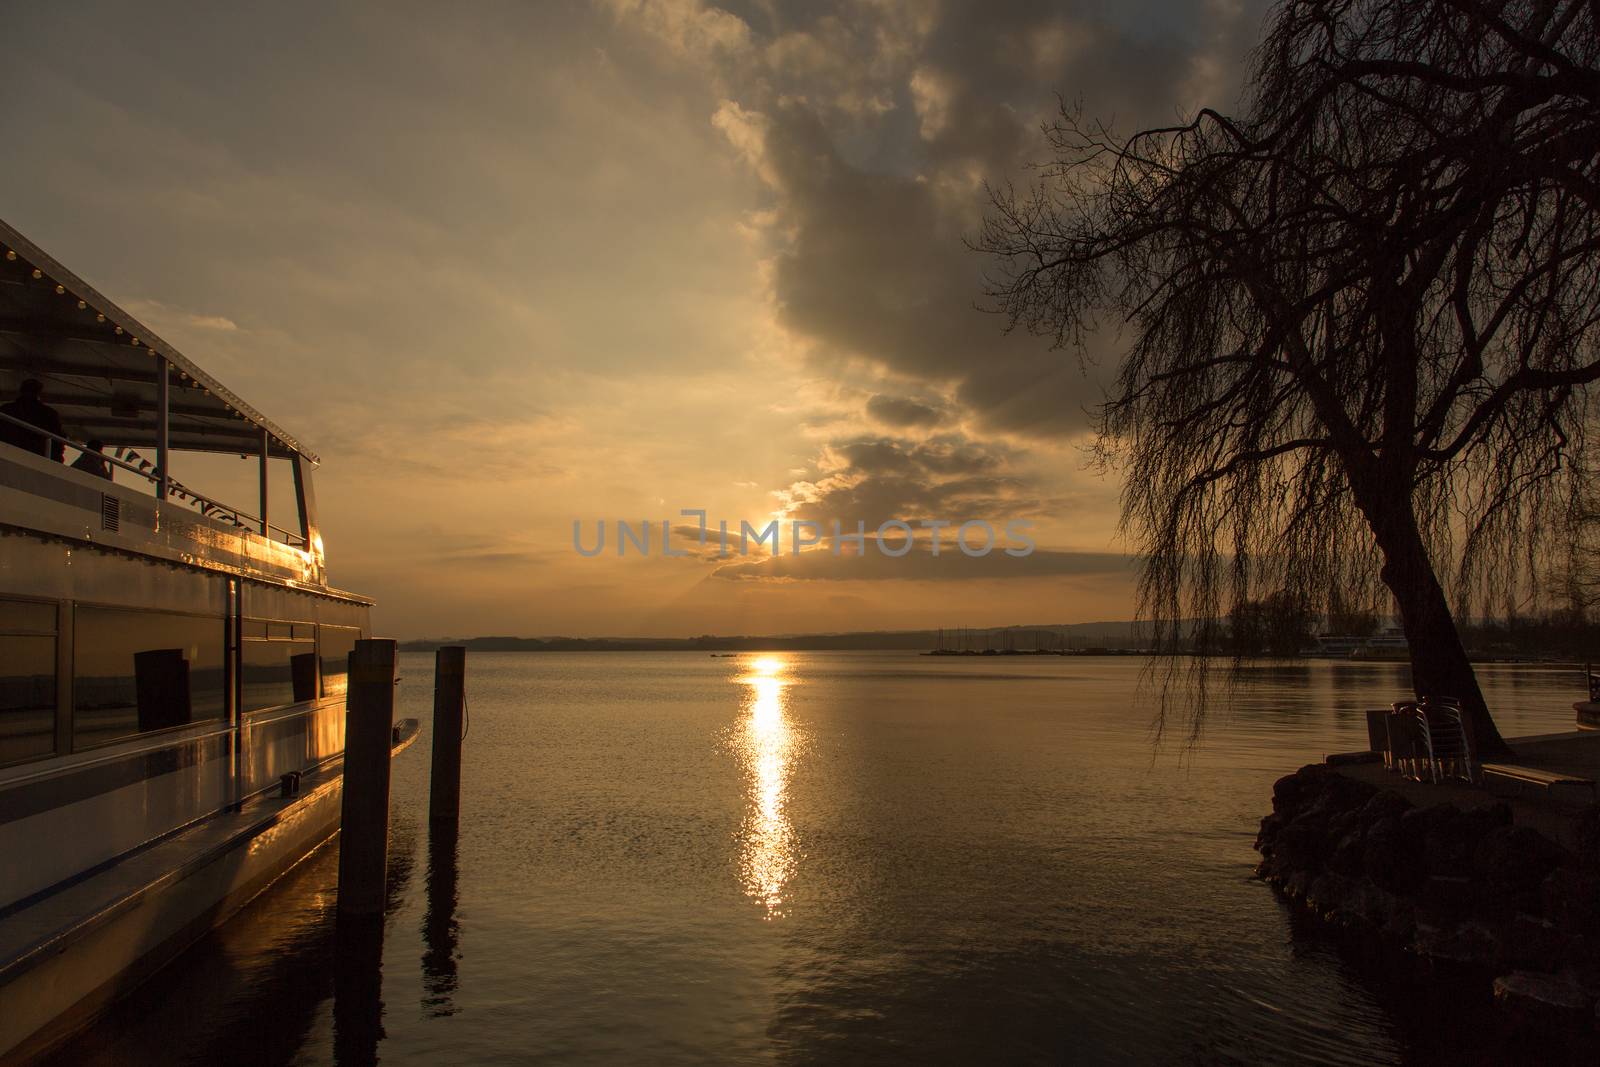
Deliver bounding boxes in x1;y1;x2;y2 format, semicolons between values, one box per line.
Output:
1311;628;1409;659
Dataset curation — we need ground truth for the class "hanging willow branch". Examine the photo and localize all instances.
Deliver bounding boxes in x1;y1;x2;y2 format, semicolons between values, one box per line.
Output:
976;0;1600;753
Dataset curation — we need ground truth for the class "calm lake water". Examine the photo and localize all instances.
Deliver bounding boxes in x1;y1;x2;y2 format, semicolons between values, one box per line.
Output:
47;652;1585;1065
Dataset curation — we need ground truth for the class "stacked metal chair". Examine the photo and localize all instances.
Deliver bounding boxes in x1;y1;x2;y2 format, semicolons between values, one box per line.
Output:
1385;701;1426;779
1414;696;1476;784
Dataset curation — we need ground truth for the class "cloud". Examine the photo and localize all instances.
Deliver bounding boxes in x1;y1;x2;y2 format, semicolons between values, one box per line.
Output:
671;1;1274;440
710;99;772;180
757;101;1086;435
600;0;752;62
711;542;1132;582
122;298;240;333
774;431;1049;529
865;392;944;428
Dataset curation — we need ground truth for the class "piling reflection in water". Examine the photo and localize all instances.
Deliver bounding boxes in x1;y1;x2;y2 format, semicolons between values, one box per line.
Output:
332;913;385;1067
333;810;415;1067
422;821;461;1017
733;655;803;918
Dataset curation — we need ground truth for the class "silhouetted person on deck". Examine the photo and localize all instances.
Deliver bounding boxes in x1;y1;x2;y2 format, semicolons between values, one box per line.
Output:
71;438;113;481
0;379;65;461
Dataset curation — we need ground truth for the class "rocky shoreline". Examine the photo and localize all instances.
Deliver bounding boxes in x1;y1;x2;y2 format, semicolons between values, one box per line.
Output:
1255;763;1600;1042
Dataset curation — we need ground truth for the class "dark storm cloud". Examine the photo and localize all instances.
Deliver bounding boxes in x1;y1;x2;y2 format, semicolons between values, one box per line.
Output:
697;0;1270;437
865;393;943;428
762;101;1086;433
837;434;1006;476
710;543;1132;582
778;432;1048;529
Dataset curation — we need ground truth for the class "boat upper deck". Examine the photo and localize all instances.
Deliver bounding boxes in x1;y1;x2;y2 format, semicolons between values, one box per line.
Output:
0;218;311;461
0;217;359;599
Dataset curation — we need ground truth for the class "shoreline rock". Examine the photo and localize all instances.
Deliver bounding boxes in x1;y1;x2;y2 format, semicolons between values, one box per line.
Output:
1255;763;1600;1035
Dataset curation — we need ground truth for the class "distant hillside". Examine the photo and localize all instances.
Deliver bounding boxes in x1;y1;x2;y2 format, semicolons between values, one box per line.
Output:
398;622;1147;653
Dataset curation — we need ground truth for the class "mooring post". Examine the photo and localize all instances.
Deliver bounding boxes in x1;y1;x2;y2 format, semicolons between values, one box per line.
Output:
338;638;396;916
429;646;466;823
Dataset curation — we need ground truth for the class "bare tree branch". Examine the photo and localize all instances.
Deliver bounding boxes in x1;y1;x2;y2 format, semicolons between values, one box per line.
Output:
976;0;1600;755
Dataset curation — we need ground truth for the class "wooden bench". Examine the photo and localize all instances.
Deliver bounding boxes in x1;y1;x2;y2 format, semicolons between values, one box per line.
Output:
1326;749;1381;766
1480;763;1597;809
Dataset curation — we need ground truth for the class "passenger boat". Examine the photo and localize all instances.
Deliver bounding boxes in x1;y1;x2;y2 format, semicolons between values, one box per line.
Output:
0;218;415;1062
1310;627;1410;660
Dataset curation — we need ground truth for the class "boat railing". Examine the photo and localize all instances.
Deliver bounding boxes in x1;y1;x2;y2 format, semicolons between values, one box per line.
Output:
0;409;307;548
0;717;238;790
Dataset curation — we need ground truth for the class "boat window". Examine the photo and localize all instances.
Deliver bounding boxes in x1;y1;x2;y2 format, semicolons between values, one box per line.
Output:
72;608;226;748
242;618;317;711
0;597;57;766
319;625;361;699
0;599;56;634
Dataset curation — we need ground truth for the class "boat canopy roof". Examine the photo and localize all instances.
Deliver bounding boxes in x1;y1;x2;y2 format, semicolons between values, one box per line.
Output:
0;217;315;462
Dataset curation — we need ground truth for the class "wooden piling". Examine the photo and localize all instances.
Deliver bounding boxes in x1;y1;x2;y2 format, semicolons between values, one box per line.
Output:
338;639;396;916
429;646;466;823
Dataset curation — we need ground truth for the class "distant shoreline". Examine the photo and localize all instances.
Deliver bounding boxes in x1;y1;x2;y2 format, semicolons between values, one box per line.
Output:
394;635;1586;668
396;623;1143;655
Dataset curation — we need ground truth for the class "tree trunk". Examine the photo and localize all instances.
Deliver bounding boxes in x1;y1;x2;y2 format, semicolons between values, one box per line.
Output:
1350;471;1514;759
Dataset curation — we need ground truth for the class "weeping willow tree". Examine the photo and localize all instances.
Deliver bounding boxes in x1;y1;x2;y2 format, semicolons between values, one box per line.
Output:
976;0;1600;756
1558;465;1600;614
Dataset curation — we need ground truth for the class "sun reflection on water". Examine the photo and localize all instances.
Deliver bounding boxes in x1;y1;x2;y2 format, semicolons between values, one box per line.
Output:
732;655;802;919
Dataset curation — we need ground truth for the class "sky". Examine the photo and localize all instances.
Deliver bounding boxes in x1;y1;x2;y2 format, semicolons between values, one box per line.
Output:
1;0;1270;639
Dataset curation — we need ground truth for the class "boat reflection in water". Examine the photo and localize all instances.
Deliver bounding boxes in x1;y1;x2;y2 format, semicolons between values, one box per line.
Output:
732;656;804;918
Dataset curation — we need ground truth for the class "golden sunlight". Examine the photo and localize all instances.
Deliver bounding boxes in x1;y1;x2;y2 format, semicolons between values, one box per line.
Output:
733;654;801;918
